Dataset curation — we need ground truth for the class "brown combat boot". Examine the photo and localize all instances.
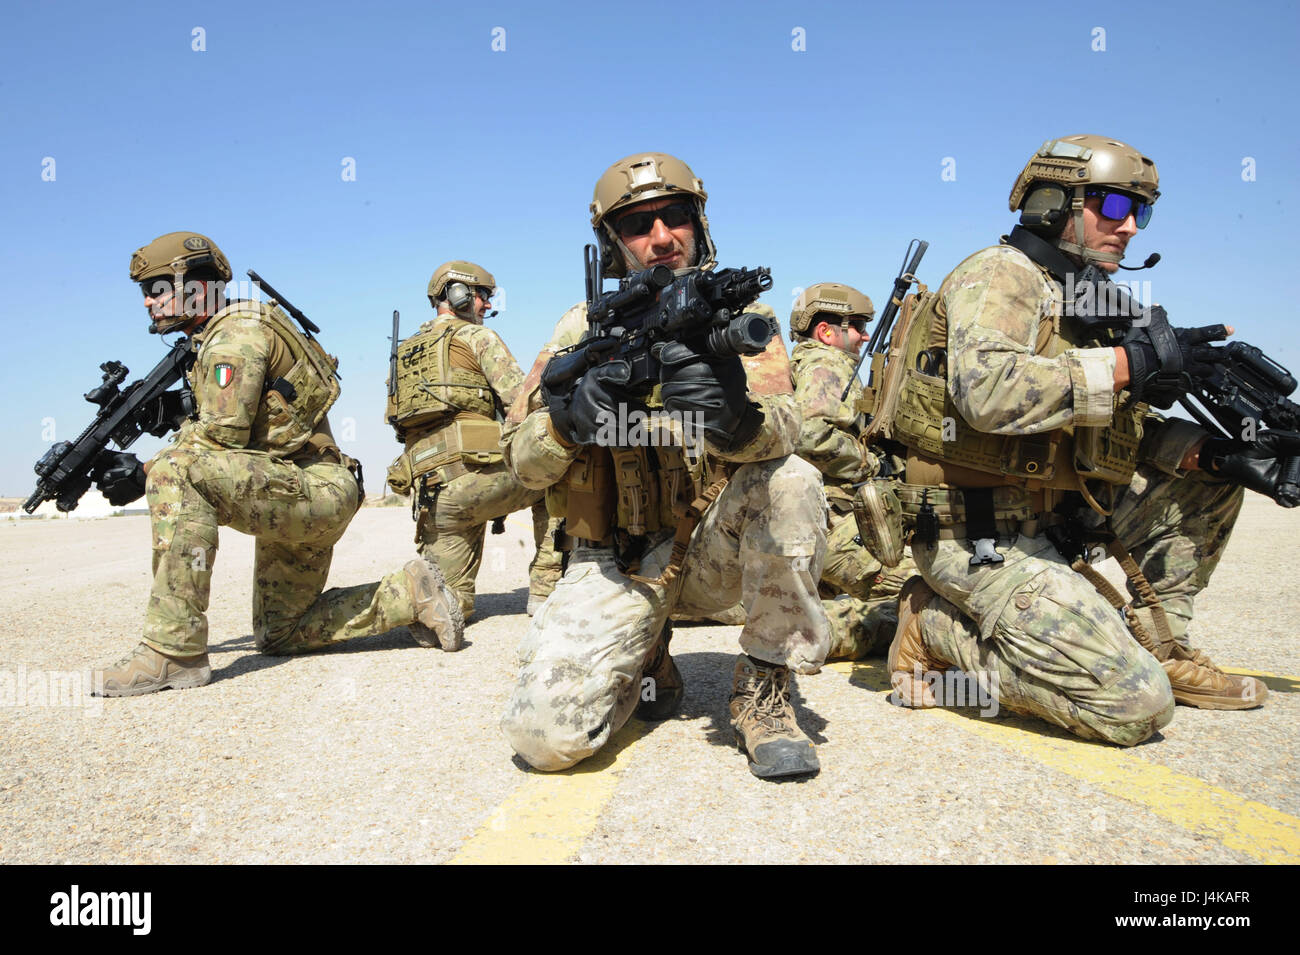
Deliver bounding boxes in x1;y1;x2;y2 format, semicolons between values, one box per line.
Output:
728;655;819;779
635;622;683;721
404;559;465;652
93;642;211;697
1162;645;1267;710
887;576;951;708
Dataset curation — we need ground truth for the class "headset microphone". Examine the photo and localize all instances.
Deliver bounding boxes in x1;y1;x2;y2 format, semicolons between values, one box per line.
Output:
1118;253;1161;271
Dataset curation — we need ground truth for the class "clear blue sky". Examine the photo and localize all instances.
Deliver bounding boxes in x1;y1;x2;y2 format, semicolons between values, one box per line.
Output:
2;0;1297;495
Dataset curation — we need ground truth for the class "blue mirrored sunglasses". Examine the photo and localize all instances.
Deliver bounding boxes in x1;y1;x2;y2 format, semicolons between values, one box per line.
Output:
1085;188;1153;229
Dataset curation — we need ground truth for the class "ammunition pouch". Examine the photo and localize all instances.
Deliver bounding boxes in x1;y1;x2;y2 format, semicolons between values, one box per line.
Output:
547;444;699;548
851;478;905;567
895;367;1060;482
1072;401;1146;485
897;483;1048;541
385;417;503;496
554;448;616;542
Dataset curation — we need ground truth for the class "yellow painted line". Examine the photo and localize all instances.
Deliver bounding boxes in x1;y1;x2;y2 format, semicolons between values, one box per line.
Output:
449;719;647;865
833;660;1300;864
1224;667;1300;693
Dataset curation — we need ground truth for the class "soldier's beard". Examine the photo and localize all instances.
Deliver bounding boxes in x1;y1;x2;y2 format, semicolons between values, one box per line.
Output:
624;234;698;274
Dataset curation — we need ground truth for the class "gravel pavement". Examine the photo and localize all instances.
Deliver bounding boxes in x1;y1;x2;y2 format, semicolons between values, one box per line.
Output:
1;496;1296;865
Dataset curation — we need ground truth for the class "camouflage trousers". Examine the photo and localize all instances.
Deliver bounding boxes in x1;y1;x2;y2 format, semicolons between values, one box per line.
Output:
415;462;562;617
501;454;829;771
821;503;916;660
144;447;423;657
913;465;1243;746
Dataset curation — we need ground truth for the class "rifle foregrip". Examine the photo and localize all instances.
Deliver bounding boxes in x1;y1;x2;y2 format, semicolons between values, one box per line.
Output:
540;349;591;395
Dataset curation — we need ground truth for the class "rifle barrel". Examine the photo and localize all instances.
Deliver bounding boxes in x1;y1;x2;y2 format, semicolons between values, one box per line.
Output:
247;269;321;334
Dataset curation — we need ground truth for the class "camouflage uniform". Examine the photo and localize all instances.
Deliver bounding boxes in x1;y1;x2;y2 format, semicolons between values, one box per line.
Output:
144;301;439;657
790;339;916;660
499;303;830;771
905;243;1243;745
399;315;561;618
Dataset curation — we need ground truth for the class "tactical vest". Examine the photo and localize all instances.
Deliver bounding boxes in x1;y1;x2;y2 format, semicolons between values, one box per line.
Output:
387;318;497;432
882;247;1145;505
545;430;699;543
385;319;504;494
201;302;341;458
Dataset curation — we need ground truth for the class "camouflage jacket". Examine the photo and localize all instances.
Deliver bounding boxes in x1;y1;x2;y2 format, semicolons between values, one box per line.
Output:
789;340;873;489
503;300;802;491
172;301;337;456
942;243;1207;476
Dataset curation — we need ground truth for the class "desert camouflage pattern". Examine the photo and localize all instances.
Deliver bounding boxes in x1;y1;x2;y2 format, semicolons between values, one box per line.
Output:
176;302;336;455
821;513;915;659
942;246;1117;432
790;341;873;483
913;535;1175;747
144;448;428;656
418;476;559;616
910;241;1243;744
141;308;426;657
499;294;829;771
790;339;917;659
501;454;829;771
407;317;560;613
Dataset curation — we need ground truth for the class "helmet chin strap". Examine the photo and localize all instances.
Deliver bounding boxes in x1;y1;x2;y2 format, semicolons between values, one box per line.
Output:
1055;186;1122;266
148;262;192;334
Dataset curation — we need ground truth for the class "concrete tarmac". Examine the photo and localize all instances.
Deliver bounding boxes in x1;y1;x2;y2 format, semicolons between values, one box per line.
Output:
1;496;1296;864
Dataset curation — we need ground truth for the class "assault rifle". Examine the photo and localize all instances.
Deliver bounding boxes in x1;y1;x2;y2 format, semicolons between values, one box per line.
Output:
24;338;195;513
387;309;400;427
540;244;776;399
1178;340;1300;501
247;269;339;380
841;239;928;403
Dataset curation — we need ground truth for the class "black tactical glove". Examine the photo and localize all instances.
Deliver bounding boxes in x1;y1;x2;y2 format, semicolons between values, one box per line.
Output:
92;451;147;506
658;341;761;451
544;360;641;447
1121;308;1227;408
1199;430;1300;507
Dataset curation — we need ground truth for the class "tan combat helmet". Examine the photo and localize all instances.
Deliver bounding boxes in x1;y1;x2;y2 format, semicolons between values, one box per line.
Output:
590;152;717;278
1009;134;1159;266
427;260;496;321
128;231;232;333
789;282;875;341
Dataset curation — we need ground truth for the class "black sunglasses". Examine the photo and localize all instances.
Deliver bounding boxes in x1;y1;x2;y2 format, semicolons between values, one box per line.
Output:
613;202;694;238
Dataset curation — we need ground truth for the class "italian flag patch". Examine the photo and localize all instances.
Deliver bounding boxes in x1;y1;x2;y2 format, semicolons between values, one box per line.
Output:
214;363;235;388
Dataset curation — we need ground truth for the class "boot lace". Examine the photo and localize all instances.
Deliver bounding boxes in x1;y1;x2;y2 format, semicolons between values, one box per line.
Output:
736;665;793;735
